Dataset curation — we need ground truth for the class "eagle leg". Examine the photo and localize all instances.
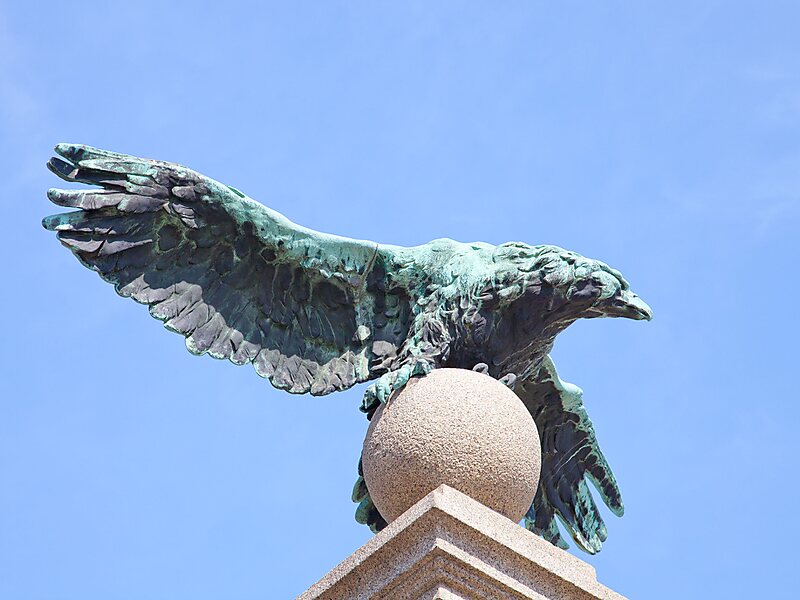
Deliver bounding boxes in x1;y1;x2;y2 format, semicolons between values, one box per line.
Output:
359;358;433;418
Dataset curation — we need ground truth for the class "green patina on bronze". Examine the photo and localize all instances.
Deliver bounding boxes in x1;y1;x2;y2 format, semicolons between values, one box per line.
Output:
43;144;651;555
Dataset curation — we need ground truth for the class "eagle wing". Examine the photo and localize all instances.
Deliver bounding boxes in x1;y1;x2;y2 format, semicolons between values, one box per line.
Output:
43;144;414;395
516;356;624;554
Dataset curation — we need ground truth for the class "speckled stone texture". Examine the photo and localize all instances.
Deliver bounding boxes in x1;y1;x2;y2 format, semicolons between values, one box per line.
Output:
299;485;626;600
362;368;541;524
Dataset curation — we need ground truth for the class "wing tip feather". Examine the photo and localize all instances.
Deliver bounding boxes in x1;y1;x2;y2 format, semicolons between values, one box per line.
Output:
54;143;122;163
42;212;75;231
47;156;76;181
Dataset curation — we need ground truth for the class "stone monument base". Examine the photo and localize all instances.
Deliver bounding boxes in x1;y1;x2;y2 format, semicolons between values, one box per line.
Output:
300;485;625;600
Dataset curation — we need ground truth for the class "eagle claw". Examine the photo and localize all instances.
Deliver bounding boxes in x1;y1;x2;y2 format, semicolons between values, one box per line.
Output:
360;360;433;416
499;372;517;388
472;363;517;388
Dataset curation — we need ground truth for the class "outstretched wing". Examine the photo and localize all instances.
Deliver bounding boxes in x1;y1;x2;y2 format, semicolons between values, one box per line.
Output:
43;144;413;395
516;356;624;554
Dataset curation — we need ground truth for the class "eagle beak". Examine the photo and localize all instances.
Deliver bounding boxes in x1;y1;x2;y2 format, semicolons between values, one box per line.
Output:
601;290;653;321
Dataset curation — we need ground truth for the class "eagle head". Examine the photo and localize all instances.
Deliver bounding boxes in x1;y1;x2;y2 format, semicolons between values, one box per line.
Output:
541;245;653;322
493;243;652;324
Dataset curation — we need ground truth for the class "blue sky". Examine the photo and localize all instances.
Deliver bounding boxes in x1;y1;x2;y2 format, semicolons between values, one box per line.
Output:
1;2;798;598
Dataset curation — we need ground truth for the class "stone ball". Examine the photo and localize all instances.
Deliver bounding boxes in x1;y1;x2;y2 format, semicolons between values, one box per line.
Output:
361;368;541;524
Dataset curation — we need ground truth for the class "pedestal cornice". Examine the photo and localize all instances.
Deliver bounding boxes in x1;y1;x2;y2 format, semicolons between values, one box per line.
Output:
300;485;626;600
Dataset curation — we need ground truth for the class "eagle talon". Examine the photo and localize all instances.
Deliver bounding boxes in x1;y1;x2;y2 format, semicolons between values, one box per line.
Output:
360;360;433;416
499;373;518;388
411;360;433;377
472;362;489;374
362;378;392;410
392;365;413;391
359;385;381;415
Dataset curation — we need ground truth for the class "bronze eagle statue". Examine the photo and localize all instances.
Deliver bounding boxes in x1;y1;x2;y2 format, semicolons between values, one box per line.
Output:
43;144;651;555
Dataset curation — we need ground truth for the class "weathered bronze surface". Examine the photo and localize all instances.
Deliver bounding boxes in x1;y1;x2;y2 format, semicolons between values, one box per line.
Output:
43;144;651;554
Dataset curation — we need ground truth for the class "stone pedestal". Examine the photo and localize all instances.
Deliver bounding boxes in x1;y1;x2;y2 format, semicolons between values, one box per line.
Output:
300;485;626;600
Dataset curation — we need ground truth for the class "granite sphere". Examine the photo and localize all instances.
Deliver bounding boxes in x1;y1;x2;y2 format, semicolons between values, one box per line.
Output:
361;368;541;524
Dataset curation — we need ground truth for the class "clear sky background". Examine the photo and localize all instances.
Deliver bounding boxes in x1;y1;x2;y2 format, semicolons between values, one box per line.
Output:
1;2;798;598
